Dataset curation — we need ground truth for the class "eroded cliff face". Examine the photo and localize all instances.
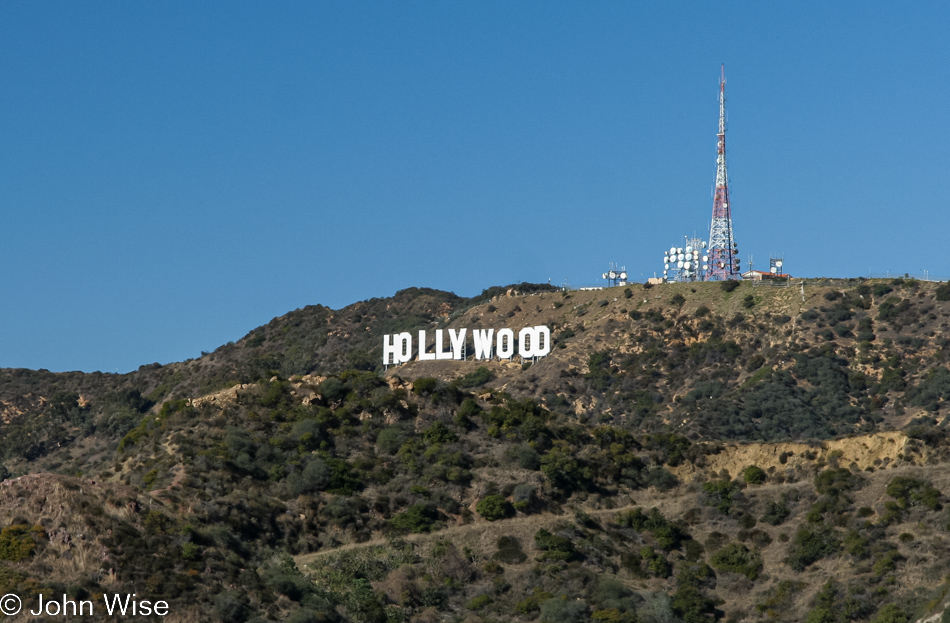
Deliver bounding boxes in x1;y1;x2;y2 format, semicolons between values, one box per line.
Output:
668;431;921;481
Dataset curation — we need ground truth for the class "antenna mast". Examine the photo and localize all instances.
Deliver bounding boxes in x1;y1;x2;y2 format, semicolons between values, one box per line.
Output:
705;65;740;281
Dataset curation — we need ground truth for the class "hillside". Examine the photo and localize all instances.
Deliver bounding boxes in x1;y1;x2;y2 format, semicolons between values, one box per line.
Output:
2;277;950;622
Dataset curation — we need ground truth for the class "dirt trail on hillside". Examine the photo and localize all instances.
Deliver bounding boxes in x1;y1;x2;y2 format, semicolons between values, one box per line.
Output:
293;477;811;571
294;460;942;573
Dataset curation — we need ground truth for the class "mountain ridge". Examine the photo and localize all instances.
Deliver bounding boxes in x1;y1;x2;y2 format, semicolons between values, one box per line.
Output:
3;277;950;622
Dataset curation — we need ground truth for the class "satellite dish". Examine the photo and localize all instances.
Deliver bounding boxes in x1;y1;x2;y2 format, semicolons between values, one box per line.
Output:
676;247;683;254
602;273;608;279
702;264;708;270
770;267;777;274
701;241;707;247
678;253;685;261
664;263;670;269
669;247;676;255
686;245;693;253
702;255;708;262
677;261;684;268
776;260;783;267
684;261;691;269
609;270;617;279
719;262;725;268
620;272;627;280
663;256;669;263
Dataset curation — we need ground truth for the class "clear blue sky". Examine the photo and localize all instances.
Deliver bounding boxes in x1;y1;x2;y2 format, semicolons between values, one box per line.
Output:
1;2;948;373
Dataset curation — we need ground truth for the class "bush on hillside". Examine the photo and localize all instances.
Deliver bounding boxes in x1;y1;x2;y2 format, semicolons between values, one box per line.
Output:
476;495;515;521
743;465;766;485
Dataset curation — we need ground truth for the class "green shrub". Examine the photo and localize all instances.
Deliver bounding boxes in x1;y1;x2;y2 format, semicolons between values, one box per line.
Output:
512;483;537;511
516;589;555;615
695;306;710;317
873;549;902;576
541;441;592;493
455;398;481;428
422;421;458;444
412;377;439;395
672;584;718;623
261;379;293;408
534;528;577;562
181;542;201;561
885;476;941;510
0;525;36;562
591;608;638;623
711;543;763;580
639;546;671;577
506;444;541;470
815;468;861;496
615;507;688;550
721;280;741;292
285;459;329;495
540;597;589;623
213;591;250;622
645;466;679;492
376;426;410;455
142;469;159;487
761;499;791;526
591;577;638;614
833;322;852;337
701;479;741;515
878;297;912;322
843;529;869;558
476;495;515;521
466;594;493;610
936;282;950;302
493;536;527;563
743;465;766;485
670;294;686;307
317;377;348;404
785;524;841;571
872;604;909;623
455;366;495;388
389;504;441;533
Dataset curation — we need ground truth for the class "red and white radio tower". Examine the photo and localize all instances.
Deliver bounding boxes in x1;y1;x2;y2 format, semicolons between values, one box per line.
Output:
705;65;740;281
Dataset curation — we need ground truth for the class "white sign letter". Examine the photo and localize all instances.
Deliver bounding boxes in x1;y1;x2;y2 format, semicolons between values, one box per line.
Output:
435;329;453;360
418;330;435;360
395;332;413;363
533;325;551;357
518;327;534;358
383;334;398;365
383;332;414;365
472;329;494;360
519;326;552;358
497;328;515;359
449;328;467;360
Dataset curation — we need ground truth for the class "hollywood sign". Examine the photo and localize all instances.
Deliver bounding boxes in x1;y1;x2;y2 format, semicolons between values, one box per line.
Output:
383;326;551;365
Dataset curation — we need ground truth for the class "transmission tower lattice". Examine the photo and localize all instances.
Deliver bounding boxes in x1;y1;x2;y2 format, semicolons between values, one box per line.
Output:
705;65;740;281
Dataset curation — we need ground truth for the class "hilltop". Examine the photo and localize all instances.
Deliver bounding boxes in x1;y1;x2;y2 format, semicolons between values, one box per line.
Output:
2;277;950;622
